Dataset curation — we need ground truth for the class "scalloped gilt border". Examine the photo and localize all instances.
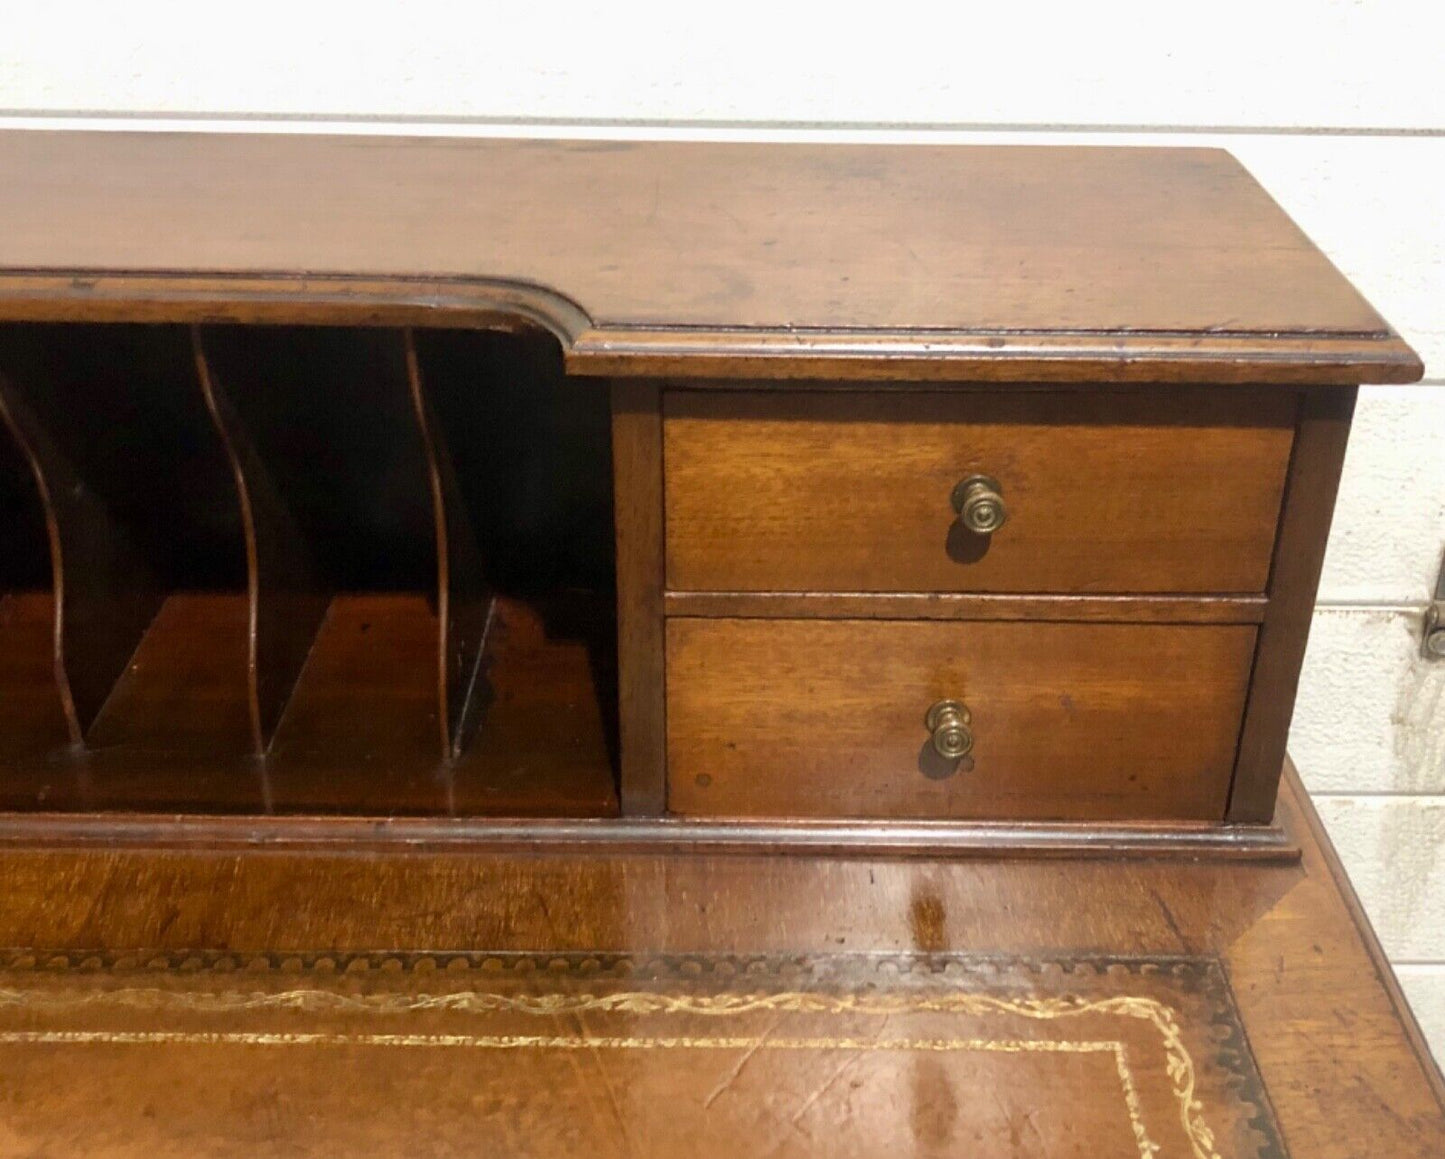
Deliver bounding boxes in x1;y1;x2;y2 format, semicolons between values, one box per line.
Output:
0;951;1286;1159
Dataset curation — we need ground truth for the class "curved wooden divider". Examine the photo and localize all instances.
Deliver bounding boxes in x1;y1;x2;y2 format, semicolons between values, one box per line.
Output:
0;335;171;742
403;330;494;761
191;328;330;755
194;325;493;763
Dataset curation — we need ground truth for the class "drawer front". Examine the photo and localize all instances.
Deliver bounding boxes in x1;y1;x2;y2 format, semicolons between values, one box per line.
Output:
664;390;1295;594
666;619;1256;821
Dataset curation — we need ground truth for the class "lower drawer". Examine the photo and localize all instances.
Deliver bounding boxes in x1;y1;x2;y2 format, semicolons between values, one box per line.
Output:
666;619;1256;821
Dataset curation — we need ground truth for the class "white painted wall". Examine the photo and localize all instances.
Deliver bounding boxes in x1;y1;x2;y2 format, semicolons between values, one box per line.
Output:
3;0;1443;1059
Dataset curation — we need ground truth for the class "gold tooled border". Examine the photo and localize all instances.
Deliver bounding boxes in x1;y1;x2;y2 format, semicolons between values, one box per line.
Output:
0;987;1214;1159
0;1026;1150;1157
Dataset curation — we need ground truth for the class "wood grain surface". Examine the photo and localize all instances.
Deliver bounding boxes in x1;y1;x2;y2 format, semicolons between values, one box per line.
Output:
611;380;668;815
666;618;1256;820
0;593;619;819
664;389;1296;594
1230;388;1356;822
0;769;1432;1157
0;133;1422;383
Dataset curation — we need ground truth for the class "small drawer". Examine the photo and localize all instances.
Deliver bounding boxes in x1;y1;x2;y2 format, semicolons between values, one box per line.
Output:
663;389;1295;594
666;618;1256;821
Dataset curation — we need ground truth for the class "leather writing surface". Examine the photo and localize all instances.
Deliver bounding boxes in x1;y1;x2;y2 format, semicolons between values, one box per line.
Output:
0;950;1284;1159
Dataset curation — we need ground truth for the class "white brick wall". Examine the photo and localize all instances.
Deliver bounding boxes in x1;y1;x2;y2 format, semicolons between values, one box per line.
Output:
4;0;1443;1062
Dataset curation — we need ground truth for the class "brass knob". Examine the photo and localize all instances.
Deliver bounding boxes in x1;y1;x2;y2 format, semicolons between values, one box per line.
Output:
925;699;973;760
951;474;1007;534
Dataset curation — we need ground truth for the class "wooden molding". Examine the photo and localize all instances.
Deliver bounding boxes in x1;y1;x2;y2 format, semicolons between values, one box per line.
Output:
0;271;1421;384
0;809;1297;861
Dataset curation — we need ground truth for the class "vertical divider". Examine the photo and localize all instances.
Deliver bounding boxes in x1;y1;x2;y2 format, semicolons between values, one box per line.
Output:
0;364;163;743
192;327;331;756
611;379;668;815
404;329;495;761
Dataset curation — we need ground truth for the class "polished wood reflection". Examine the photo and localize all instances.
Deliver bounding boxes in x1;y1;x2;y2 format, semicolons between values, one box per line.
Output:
0;770;1434;1157
0;134;1422;384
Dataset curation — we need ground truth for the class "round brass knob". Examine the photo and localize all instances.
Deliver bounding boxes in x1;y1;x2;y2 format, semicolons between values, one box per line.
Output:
925;699;973;760
951;474;1007;534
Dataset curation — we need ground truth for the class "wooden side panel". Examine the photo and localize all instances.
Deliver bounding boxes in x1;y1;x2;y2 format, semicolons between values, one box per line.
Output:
613;381;667;815
1229;387;1357;822
667;618;1257;821
664;389;1296;594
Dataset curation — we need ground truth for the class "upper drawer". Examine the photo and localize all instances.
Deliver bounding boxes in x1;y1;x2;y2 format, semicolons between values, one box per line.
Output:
663;389;1296;594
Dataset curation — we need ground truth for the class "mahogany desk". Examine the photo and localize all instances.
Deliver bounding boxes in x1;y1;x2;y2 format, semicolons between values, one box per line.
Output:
0;133;1438;1154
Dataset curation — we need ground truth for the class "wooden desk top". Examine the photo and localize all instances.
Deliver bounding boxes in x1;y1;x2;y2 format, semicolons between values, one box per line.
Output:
0;766;1437;1157
0;131;1422;383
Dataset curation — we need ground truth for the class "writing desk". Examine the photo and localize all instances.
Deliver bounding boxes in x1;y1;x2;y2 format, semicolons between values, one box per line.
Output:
0;130;1438;1157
